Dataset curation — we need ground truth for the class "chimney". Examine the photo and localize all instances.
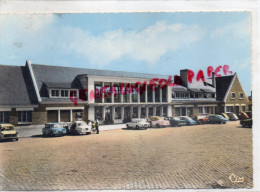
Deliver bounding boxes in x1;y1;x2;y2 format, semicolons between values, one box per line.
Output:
212;72;216;87
180;69;189;87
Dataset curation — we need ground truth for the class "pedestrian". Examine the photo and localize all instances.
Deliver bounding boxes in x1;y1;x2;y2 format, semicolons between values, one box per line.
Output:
95;119;99;134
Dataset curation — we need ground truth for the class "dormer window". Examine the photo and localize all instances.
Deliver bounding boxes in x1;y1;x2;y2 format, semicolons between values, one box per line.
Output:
61;90;69;97
194;93;203;98
70;90;78;97
174;92;189;99
51;90;59;97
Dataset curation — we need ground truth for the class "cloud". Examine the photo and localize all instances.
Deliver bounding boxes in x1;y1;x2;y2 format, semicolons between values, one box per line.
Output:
67;21;205;66
211;18;250;39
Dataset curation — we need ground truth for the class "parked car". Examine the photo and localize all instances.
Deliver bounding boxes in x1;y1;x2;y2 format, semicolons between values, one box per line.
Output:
179;116;197;125
220;113;230;120
166;117;186;127
225;112;239;121
245;111;252;118
238;112;249;120
150;116;170;128
0;124;19;142
126;119;150;129
192;114;209;124
208;115;228;124
69;121;91;135
42;123;67;137
240;118;252;128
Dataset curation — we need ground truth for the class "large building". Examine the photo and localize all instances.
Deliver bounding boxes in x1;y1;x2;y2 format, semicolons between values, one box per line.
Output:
0;60;251;125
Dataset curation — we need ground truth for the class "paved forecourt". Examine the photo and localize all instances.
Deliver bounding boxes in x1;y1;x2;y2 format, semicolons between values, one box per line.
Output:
0;121;252;190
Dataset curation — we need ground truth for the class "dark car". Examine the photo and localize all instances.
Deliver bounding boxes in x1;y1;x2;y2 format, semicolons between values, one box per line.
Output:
238;112;249;120
179;116;197;125
245;111;252;118
208;115;228;124
240;118;252;128
168;117;186;127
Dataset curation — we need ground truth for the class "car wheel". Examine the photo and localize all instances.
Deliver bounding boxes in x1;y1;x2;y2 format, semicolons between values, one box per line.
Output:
126;124;129;129
16;138;19;141
50;132;53;137
136;125;139;129
156;124;160;128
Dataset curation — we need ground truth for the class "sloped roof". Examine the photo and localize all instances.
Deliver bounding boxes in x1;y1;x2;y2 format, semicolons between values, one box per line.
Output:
216;75;235;101
172;86;189;93
200;88;215;93
188;88;203;93
31;64;169;93
44;82;72;89
0;65;38;106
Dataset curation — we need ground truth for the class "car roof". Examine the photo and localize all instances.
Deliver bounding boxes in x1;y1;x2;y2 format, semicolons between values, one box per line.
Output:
46;122;60;125
0;124;14;127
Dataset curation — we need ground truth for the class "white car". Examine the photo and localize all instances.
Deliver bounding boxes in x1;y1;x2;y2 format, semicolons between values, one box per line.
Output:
126;119;150;129
69;121;91;135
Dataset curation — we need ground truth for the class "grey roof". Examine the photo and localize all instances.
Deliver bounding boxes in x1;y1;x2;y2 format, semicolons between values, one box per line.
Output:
31;64;170;94
41;97;87;104
216;75;235;101
188;88;203;93
45;82;72;89
172;99;219;104
200;88;215;93
172;87;189;93
0;65;38;106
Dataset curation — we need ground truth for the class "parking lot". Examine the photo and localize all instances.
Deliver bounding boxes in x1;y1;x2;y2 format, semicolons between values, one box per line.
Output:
0;121;252;190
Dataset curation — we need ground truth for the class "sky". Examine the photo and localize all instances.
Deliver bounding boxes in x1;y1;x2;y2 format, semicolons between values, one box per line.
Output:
0;12;251;95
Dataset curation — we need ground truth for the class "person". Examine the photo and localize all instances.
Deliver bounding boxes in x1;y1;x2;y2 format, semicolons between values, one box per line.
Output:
95;119;99;134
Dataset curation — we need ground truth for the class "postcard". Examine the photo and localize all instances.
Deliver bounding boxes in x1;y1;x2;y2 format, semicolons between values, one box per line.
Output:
0;1;258;191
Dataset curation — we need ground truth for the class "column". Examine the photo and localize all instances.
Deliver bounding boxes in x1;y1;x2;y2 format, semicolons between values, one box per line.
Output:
145;84;147;103
153;106;156;116
138;106;141;119
111;82;114;103
70;109;73;122
121;106;125;121
102;82;104;103
112;106;115;123
145;107;149;119
167;105;172;117
160;106;163;117
160;87;162;103
129;84;132;103
137;84;140;103
153;87;155;103
58;110;60;123
102;106;106;120
130;106;133;120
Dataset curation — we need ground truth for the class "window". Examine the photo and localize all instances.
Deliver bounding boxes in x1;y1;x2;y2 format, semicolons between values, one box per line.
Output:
231;93;235;99
239;93;244;99
0;112;9;123
204;107;210;114
198;107;203;113
241;106;246;112
18;111;32;122
61;90;69;97
51;90;59;97
132;83;138;103
70;90;78;97
132;107;138;118
115;107;121;119
95;106;103;120
175;92;189;99
226;106;234;112
175;107;180;116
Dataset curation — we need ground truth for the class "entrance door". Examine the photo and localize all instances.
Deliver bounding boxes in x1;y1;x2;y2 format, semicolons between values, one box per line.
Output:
124;107;131;122
235;106;240;115
181;107;186;116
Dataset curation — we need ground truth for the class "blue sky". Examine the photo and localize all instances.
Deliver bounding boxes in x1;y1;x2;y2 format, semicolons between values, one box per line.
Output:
0;12;251;95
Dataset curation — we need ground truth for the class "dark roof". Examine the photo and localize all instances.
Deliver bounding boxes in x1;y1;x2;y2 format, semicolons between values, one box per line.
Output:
216;74;235;101
31;64;170;95
172;87;189;93
45;82;72;89
200;88;215;93
188;88;203;93
41;97;87;104
0;65;38;106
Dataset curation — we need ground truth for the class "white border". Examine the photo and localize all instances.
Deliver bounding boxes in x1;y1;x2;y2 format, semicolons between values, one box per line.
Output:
0;1;259;192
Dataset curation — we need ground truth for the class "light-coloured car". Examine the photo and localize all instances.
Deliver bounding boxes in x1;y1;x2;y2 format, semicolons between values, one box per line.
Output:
42;123;67;137
0;124;19;141
126;119;150;129
69;121;91;135
150;116;170;128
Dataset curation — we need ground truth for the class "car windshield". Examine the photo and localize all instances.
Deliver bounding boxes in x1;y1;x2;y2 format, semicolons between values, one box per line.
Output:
173;117;180;120
216;115;224;119
78;122;87;126
45;124;55;128
183;116;192;120
1;126;14;131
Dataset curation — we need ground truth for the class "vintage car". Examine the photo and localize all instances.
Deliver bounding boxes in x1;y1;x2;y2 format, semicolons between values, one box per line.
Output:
179;116;197;125
69;121;91;135
208;115;228;124
192;114;209;124
0;124;19;142
42;123;67;137
225;112;239;121
166;117;186;127
238;112;249;120
240;118;252;128
245;111;252;118
150;116;170;128
126;119;150;129
220;113;230;120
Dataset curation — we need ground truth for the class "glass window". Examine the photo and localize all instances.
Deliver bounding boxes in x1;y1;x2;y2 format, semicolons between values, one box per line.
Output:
115;107;121;119
141;108;146;118
226;106;234;112
187;107;193;117
241;106;246;112
0;112;9;123
147;85;153;102
61;90;69;97
156;107;160;116
155;86;160;102
95;106;103;120
18;111;32;122
239;93;244;99
162;86;167;102
132;107;138;118
163;106;168;117
204;107;210;114
95;82;102;103
104;82;112;103
231;93;235;99
70;90;77;97
51;90;59;97
198;107;203;114
175;107;180;116
113;83;121;103
132;83;138;103
148;107;153;117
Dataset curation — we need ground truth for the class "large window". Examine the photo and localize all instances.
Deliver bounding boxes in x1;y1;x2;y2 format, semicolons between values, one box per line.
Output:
156;107;160;116
175;92;189;99
115;107;121;119
226;106;234;112
113;83;121;103
239;93;244;99
198;107;203;113
231;93;235;99
155;86;160;102
175;107;180;116
95;82;102;103
18;111;32;122
194;93;203;99
132;107;138;118
141;108;146;118
132;83;138;103
95;106;103;120
241;106;246;112
162;86;167;102
148;107;153;117
51;90;59;97
147;85;153;102
61;90;69;97
0;112;9;123
104;82;112;103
